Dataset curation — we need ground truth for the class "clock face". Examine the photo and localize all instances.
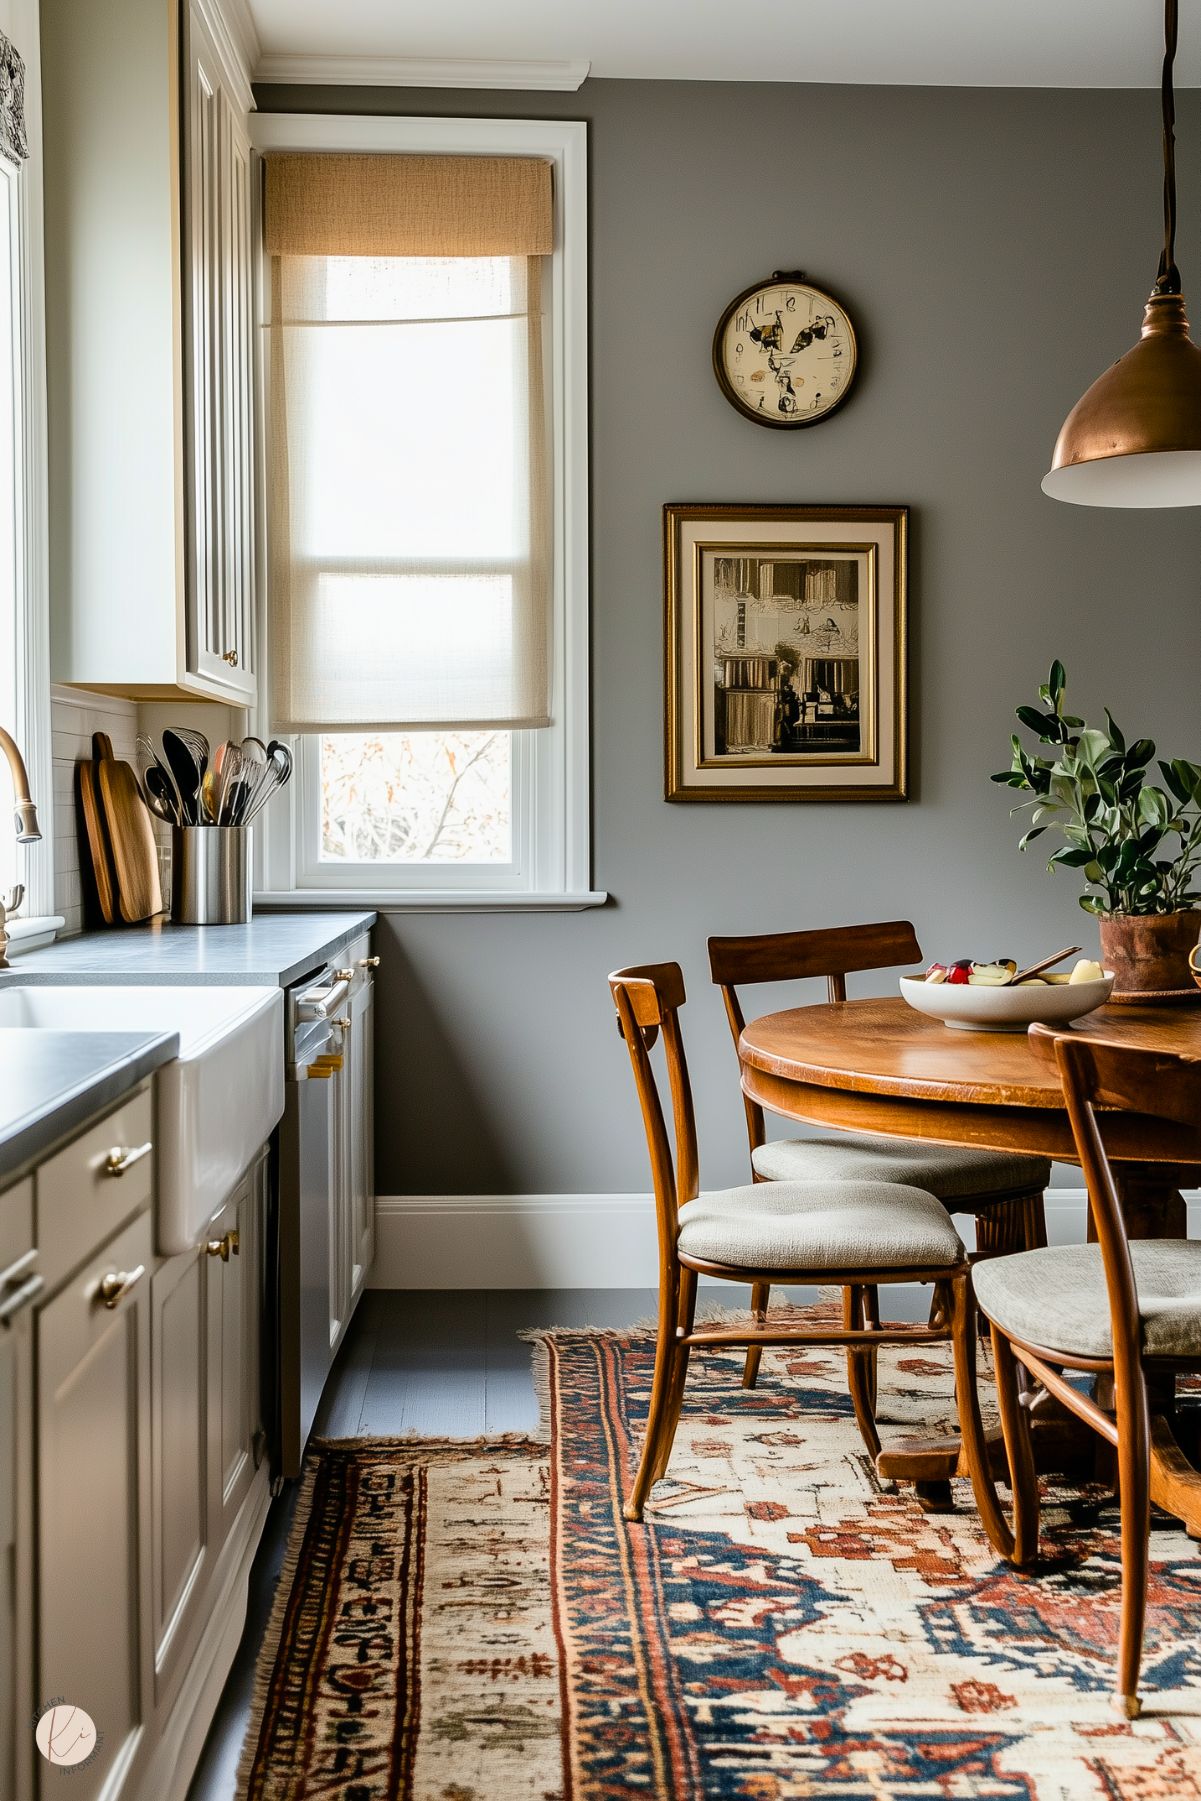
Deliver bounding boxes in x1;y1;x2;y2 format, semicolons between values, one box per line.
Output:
713;275;858;429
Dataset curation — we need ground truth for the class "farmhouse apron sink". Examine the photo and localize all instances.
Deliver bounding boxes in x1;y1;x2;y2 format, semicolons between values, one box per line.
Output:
0;983;284;1252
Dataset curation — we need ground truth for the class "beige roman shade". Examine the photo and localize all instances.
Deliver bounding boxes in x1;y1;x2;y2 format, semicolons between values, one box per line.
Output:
265;153;554;734
265;154;553;259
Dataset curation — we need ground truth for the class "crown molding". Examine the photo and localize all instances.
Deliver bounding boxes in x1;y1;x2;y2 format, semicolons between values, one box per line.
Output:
220;0;263;75
252;54;591;92
193;0;259;113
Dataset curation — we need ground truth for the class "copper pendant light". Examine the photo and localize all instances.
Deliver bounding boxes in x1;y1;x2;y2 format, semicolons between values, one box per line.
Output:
1043;0;1201;507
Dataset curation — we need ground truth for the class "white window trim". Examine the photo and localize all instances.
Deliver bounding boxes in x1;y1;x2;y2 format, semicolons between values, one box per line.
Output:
5;16;54;929
246;111;601;912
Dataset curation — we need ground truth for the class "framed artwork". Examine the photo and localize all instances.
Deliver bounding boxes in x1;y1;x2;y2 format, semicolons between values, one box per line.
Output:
664;503;908;802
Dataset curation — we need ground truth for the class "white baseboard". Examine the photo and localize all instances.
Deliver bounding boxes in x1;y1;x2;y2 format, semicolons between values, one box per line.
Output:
369;1190;1201;1290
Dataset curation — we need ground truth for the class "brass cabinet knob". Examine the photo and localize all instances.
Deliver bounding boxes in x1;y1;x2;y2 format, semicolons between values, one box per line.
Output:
96;1264;146;1309
205;1230;239;1262
359;955;381;969
334;968;354;982
103;1142;152;1178
222;649;239;667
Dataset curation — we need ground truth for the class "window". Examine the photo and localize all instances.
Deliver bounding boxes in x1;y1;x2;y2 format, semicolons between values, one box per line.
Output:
0;167;18;896
251;116;594;908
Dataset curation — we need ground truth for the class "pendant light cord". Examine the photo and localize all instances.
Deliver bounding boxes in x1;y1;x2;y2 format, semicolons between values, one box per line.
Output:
1157;0;1181;295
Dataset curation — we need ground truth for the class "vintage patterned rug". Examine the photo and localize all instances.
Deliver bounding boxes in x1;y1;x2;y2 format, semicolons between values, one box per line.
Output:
237;1312;1201;1799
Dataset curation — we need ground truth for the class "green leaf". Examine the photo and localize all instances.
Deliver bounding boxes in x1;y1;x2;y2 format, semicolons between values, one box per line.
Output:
1160;759;1193;804
1126;738;1155;769
1048;659;1066;703
1139;787;1171;829
1104;708;1126;752
1015;705;1057;739
1049;845;1094;868
1079;894;1107;915
1019;826;1046;851
1074;729;1112;767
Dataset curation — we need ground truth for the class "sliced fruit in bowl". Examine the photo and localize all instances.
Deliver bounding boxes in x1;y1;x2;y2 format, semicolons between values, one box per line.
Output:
902;956;1114;1031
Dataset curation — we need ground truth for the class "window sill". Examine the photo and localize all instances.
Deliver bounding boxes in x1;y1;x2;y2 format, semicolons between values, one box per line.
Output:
253;889;609;914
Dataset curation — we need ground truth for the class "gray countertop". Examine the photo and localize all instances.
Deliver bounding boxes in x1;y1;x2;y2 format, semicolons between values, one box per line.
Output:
3;911;377;988
0;1030;179;1185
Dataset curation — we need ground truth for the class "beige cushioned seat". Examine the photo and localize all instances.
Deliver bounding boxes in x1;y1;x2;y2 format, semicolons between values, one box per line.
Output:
973;1240;1201;1360
676;1180;965;1271
751;1134;1050;1203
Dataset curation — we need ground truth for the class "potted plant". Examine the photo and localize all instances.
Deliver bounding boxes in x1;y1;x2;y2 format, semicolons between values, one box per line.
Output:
993;661;1201;997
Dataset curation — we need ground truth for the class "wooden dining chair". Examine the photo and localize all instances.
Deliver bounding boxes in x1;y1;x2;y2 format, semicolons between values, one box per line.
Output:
708;921;1052;1387
609;961;1012;1538
972;1026;1201;1719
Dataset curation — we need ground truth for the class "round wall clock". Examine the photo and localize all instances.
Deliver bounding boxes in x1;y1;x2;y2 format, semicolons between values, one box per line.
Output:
713;271;858;429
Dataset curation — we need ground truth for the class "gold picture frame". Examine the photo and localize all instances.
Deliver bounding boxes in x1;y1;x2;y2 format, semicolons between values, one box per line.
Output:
664;503;908;802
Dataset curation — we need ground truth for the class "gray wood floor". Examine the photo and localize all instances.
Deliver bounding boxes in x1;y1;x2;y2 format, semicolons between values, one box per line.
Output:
186;1281;930;1801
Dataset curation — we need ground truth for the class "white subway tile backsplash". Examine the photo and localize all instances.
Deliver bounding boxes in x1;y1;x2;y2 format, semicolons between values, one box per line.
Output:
51;687;139;936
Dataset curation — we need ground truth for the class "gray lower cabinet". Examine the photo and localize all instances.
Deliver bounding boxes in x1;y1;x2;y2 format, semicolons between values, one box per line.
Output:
1;1178;37;1801
5;1079;273;1801
206;1151;265;1553
37;1210;154;1801
349;969;375;1303
149;1238;208;1708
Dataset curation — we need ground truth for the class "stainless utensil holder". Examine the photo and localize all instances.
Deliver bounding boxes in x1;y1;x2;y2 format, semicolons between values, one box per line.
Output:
171;827;252;925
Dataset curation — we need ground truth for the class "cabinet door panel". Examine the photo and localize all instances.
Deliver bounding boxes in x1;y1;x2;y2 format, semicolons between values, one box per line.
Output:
206;1154;265;1553
150;1247;206;1701
37;1213;152;1801
0;1298;33;1801
220;95;256;698
350;974;375;1299
184;7;224;688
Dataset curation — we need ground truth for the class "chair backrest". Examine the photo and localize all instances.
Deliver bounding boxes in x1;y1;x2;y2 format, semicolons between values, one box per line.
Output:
707;921;922;1152
609;964;699;1251
1030;1023;1201;1373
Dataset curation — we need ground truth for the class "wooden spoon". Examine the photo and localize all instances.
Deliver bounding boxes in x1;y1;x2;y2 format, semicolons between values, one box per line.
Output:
1011;945;1082;986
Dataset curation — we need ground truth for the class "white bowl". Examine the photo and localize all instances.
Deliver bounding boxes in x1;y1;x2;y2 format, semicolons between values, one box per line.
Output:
898;972;1115;1033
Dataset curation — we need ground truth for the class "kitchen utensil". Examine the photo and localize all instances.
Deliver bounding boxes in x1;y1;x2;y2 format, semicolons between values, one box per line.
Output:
96;738;164;923
138;768;177;826
266;740;293;783
173;727;211;819
1011;945;1083;986
898;970;1114;1033
239;736;268;766
78;741;118;925
136;734;182;826
240;742;294;826
172;826;252;924
161;729;202;826
172;726;211;766
216;743;247;825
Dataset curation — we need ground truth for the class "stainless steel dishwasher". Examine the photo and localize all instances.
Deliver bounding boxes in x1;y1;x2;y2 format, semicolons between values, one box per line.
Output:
276;962;352;1477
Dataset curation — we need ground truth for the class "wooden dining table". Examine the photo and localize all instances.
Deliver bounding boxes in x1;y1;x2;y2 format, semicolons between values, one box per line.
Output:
738;995;1201;1534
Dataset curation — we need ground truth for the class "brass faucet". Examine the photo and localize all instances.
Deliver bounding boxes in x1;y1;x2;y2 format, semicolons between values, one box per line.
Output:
0;725;40;970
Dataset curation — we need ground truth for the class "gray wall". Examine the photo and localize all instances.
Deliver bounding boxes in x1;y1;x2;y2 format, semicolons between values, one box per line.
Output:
255;79;1201;1197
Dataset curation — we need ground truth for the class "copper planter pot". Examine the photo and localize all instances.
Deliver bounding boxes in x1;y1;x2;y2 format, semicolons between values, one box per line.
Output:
1098;911;1201;1002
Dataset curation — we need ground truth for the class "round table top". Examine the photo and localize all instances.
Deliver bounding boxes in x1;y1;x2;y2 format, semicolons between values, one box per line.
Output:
739;996;1201;1108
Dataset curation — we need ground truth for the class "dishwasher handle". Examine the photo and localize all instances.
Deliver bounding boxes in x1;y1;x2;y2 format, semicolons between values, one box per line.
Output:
296;977;351;1023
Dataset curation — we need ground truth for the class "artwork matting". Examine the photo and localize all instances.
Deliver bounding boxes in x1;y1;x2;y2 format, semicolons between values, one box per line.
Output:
664;503;908;802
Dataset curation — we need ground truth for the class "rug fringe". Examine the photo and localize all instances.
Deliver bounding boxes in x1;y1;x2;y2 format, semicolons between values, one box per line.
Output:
232;1458;320;1801
313;1432;546;1453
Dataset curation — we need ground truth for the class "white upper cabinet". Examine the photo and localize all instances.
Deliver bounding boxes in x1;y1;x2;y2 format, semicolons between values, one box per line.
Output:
42;0;257;704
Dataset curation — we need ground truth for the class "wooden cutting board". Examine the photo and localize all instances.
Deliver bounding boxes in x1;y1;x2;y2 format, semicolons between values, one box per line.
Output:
94;735;163;924
78;748;118;926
